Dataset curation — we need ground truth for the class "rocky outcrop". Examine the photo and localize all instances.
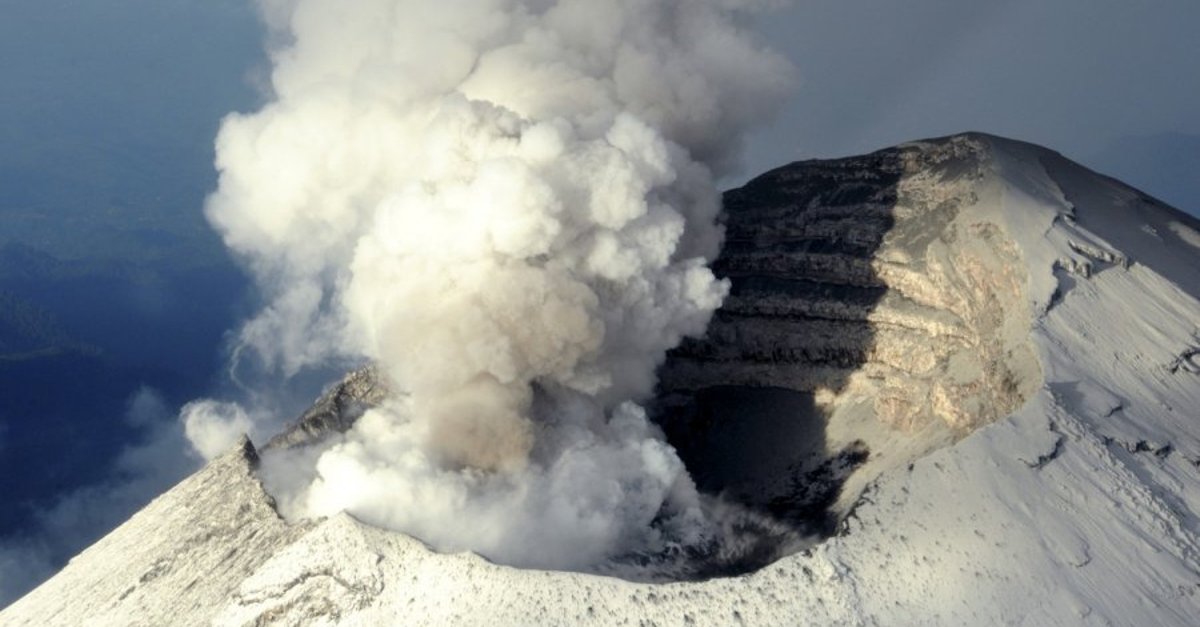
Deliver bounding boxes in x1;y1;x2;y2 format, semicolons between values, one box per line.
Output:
662;134;1037;432
655;134;1040;516
264;367;390;451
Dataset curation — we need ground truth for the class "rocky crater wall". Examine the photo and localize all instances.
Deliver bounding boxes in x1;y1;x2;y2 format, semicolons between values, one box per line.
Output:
656;135;1041;524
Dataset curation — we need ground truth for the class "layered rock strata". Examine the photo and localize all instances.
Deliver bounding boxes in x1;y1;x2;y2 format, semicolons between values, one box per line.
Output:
655;134;1039;516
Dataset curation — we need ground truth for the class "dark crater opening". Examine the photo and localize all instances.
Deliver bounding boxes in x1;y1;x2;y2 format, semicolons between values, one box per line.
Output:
658;387;867;536
647;148;904;576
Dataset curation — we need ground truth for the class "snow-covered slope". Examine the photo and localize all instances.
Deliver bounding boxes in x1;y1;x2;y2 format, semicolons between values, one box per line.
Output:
0;438;313;625
4;133;1199;625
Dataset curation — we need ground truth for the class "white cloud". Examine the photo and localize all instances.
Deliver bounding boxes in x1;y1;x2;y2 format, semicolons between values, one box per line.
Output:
181;400;255;461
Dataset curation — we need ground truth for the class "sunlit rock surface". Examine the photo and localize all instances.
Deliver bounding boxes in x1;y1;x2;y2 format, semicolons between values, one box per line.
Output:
656;134;1042;523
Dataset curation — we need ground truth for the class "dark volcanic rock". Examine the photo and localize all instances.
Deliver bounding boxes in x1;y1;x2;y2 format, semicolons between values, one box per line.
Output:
264;367;390;451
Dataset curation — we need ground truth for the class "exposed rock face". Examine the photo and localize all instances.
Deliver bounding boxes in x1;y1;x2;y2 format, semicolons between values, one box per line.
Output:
264;367;389;451
656;135;1039;519
662;134;1037;432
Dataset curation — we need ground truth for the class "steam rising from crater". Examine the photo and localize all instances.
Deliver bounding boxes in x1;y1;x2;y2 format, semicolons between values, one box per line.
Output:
197;0;793;573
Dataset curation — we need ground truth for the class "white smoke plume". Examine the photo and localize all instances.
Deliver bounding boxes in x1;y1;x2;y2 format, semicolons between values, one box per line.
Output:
202;0;793;575
180;400;258;461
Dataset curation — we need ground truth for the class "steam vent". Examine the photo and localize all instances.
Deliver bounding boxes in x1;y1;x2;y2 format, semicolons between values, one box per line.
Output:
269;133;1043;546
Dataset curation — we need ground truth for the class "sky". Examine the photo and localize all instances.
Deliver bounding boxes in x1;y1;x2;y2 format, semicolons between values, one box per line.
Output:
1;0;1197;214
1;0;1199;607
742;0;1200;216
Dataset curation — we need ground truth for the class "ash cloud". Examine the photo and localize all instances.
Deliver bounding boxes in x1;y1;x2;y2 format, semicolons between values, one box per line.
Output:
197;0;795;575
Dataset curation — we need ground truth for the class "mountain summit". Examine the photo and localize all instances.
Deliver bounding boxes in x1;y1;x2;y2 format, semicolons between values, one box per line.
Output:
5;133;1200;625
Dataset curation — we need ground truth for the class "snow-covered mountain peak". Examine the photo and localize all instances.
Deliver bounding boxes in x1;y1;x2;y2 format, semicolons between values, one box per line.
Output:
4;133;1199;625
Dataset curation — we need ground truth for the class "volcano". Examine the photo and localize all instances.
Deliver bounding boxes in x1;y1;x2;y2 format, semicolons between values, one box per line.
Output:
4;133;1200;625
